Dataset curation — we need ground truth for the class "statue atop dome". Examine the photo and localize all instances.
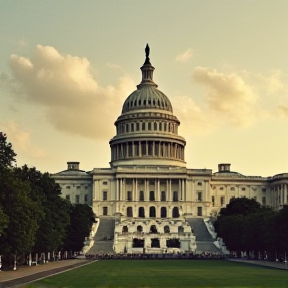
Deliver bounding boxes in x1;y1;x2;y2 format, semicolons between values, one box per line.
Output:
144;43;151;65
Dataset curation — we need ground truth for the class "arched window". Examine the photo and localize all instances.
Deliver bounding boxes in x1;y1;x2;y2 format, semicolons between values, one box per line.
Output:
154;122;157;130
159;123;162;131
138;207;145;218
144;100;146;105
126;124;129;132
164;225;170;233
142;122;145;131
172;207;180;218
122;226;128;233
137;225;143;232
127;207;133;217
148;122;151;130
150;225;157;233
149;206;156;218
160;207;167;218
178;226;184;235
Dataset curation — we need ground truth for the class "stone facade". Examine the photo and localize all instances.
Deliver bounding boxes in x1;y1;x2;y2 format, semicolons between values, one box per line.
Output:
52;46;288;253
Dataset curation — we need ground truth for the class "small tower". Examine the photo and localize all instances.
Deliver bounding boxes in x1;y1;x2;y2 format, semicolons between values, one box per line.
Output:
67;161;80;170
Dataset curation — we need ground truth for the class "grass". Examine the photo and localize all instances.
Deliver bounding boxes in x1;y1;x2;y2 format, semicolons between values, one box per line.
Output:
25;260;288;288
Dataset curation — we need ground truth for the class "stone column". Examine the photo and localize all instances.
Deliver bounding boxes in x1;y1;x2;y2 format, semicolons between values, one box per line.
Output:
120;178;123;201
153;141;155;156
166;180;169;201
157;179;160;202
182;179;185;201
116;179;119;201
169;179;172;201
179;179;182;201
139;141;142;157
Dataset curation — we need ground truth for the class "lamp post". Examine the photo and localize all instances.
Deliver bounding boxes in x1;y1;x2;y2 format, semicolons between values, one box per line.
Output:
13;252;17;270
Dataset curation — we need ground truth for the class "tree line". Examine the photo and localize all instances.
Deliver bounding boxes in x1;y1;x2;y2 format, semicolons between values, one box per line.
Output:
0;132;95;267
214;197;288;261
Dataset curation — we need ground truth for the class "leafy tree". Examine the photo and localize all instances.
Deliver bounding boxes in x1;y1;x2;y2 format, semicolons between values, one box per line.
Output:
64;204;95;252
0;206;9;234
0;169;43;255
0;132;16;170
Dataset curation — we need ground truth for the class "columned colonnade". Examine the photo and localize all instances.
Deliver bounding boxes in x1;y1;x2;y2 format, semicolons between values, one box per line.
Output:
111;141;185;161
273;183;288;207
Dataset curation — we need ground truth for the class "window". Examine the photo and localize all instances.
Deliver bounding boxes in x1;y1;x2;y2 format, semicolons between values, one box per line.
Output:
242;187;246;191
220;196;225;206
148;122;151;130
75;195;80;204
66;186;71;189
149;206;156;217
103;181;108;185
136;123;140;131
126;124;129;132
139;191;144;201
154;122;157;130
76;186;81;189
131;123;134;132
161;191;166;201
159;123;162;130
103;191;107;201
197;182;202;186
84;194;88;202
211;196;215;206
127;191;132;201
220;187;224;191
262;188;266;192
262;196;266;205
197;192;202;201
230;187;235;191
197;207;202;216
161;207;167;218
66;195;70;201
103;207;108;215
173;191;178;202
149;191;155;201
142;122;145;130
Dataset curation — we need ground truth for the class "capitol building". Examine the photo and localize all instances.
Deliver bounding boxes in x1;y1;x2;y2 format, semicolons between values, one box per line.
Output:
52;46;288;254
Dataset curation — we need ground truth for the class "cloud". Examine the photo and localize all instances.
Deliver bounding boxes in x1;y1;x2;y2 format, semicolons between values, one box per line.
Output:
193;67;258;127
6;45;136;139
0;121;47;159
175;49;193;63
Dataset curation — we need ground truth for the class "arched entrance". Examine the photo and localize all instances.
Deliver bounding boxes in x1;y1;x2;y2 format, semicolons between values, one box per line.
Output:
149;206;156;217
172;207;180;218
160;207;167;218
138;207;145;218
127;207;133;217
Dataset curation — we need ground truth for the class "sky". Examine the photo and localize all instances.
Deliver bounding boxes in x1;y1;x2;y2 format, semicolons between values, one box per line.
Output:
1;0;288;177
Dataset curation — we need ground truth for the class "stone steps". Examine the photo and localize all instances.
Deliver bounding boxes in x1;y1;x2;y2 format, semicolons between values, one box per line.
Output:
87;217;115;255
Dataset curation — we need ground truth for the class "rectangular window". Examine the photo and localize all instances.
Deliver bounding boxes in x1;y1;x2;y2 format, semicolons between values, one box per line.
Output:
197;182;202;186
242;187;246;191
197;207;202;216
75;195;80;204
262;196;266;205
149;191;155;201
103;207;108;216
66;186;71;189
66;195;70;201
161;191;166;201
173;191;178;202
220;196;225;206
197;192;202;201
139;191;144;201
131;123;134;132
103;191;107;201
220;187;224;190
127;191;132;201
84;194;88;202
211;195;215;206
136;123;140;131
103;181;108;185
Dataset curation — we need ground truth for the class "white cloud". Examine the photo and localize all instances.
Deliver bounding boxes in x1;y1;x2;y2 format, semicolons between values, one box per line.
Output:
193;67;258;127
6;45;136;139
175;49;193;63
0;121;47;159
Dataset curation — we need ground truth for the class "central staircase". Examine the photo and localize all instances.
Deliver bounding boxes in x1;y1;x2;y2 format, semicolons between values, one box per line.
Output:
87;217;115;255
186;218;221;253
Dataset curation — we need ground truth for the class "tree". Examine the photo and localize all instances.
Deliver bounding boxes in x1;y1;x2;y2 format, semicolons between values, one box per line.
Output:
64;204;95;252
0;132;17;170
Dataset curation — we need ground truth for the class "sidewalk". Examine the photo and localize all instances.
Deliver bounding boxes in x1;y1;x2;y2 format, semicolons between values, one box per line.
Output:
228;258;288;270
0;259;93;288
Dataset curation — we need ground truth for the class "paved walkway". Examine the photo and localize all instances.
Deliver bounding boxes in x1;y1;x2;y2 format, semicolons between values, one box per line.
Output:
228;258;288;270
0;259;93;288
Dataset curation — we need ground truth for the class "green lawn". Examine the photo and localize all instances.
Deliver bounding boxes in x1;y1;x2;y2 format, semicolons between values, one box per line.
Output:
25;260;288;288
